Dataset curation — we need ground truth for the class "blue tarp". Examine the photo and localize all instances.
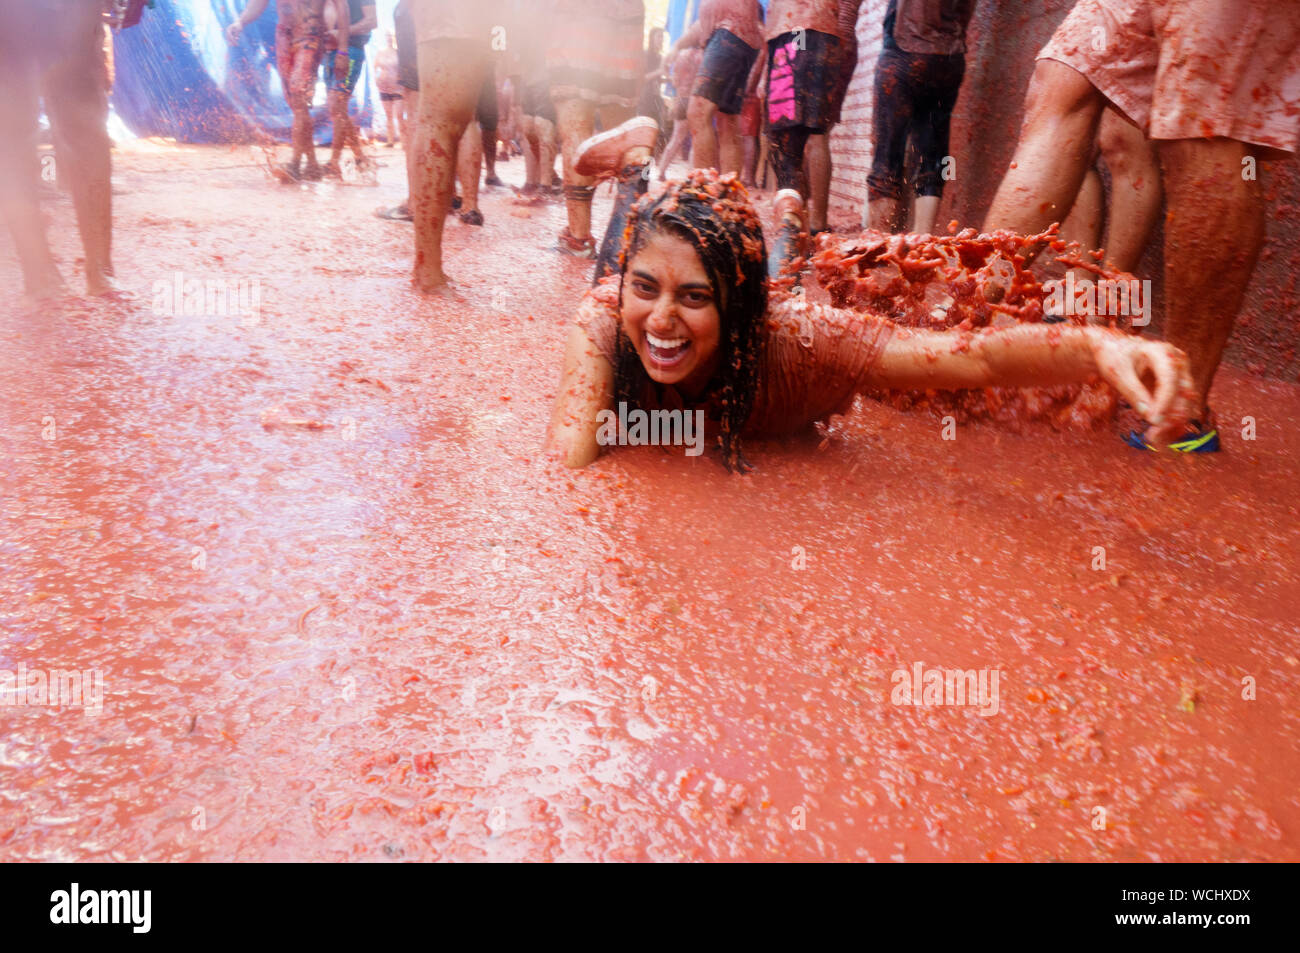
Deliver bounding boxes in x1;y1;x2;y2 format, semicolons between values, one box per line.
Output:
113;0;392;144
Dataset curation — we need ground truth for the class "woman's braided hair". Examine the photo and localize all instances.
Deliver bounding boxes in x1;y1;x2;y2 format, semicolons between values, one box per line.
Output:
614;170;769;472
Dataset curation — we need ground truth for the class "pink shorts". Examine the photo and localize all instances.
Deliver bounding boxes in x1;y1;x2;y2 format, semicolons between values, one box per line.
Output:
1038;0;1300;156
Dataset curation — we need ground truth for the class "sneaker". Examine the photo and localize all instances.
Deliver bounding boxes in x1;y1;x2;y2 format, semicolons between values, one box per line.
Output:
484;174;504;187
574;116;659;178
1124;419;1221;453
556;227;596;258
452;195;463;211
319;161;343;178
459;208;484;226
773;189;806;227
300;164;324;182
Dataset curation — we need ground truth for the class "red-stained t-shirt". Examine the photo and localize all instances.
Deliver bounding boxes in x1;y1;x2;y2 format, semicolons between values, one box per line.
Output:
698;0;765;51
575;277;895;437
764;0;842;41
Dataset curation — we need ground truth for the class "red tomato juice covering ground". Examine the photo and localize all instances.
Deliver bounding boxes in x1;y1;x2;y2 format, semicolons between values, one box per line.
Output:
0;142;1296;861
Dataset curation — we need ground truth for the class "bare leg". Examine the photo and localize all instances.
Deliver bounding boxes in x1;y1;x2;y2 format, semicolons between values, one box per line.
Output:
1158;137;1264;416
983;59;1105;238
401;86;419;208
657;115;689;180
687;94;720;170
383;98;397;144
521;114;539;186
536;116;557;187
411;39;485;291
0;36;63;297
867;197;904;232
806;132;832;231
328;88;348;165
741;133;757;186
1058;167;1103;250
287;44;322;174
43;2;113;294
457;122;482;216
481;124;498;182
555;96;597;242
717;112;742;175
911;195;943;236
1098;107;1161;272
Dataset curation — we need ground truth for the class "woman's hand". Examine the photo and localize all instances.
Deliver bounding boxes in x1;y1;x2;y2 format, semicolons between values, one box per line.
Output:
225;21;244;45
1091;332;1196;444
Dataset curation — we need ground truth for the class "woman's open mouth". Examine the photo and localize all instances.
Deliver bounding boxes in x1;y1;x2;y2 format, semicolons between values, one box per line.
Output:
645;332;690;369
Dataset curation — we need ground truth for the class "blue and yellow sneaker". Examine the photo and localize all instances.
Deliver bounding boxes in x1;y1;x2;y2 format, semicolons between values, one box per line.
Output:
1124;419;1221;453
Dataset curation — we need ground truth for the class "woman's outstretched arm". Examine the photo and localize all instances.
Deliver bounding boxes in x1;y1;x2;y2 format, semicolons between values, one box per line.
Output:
870;323;1196;443
548;324;616;468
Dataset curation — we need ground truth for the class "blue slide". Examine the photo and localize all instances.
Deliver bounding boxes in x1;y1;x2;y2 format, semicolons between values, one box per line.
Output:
112;0;391;144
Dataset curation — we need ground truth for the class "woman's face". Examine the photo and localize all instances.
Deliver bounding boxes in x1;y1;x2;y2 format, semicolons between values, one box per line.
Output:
622;230;721;395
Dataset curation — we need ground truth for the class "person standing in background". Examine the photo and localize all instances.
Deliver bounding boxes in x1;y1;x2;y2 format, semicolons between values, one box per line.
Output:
547;0;647;258
804;0;863;233
865;0;975;234
762;0;842;196
375;31;404;147
669;0;765;175
408;0;499;291
227;0;329;183
656;43;703;181
321;0;377;177
0;0;116;300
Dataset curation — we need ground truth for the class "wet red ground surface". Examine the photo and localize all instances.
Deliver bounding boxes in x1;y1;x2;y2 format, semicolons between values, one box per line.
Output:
1;142;1297;861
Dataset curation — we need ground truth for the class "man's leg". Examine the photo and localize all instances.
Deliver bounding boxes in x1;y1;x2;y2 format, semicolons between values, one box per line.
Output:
555;95;597;247
717;111;742;176
0;36;62;298
983;59;1106;236
805;132;832;231
657;112;689;180
411;39;485;291
907;55;963;236
1098;106;1160;272
289;40;322;175
401;86;419;208
521;113;540;187
327;85;347;167
1057;166;1103;252
536;116;558;188
686;94;720;170
1158;137;1265;416
456;122;483;223
382;98;396;145
42;2;113;294
865;48;912;232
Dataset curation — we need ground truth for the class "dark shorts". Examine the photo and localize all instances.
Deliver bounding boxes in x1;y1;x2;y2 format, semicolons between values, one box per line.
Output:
379;91;402;102
692;28;759;115
521;80;557;122
765;29;840;132
476;74;499;131
324;46;365;94
868;45;965;200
